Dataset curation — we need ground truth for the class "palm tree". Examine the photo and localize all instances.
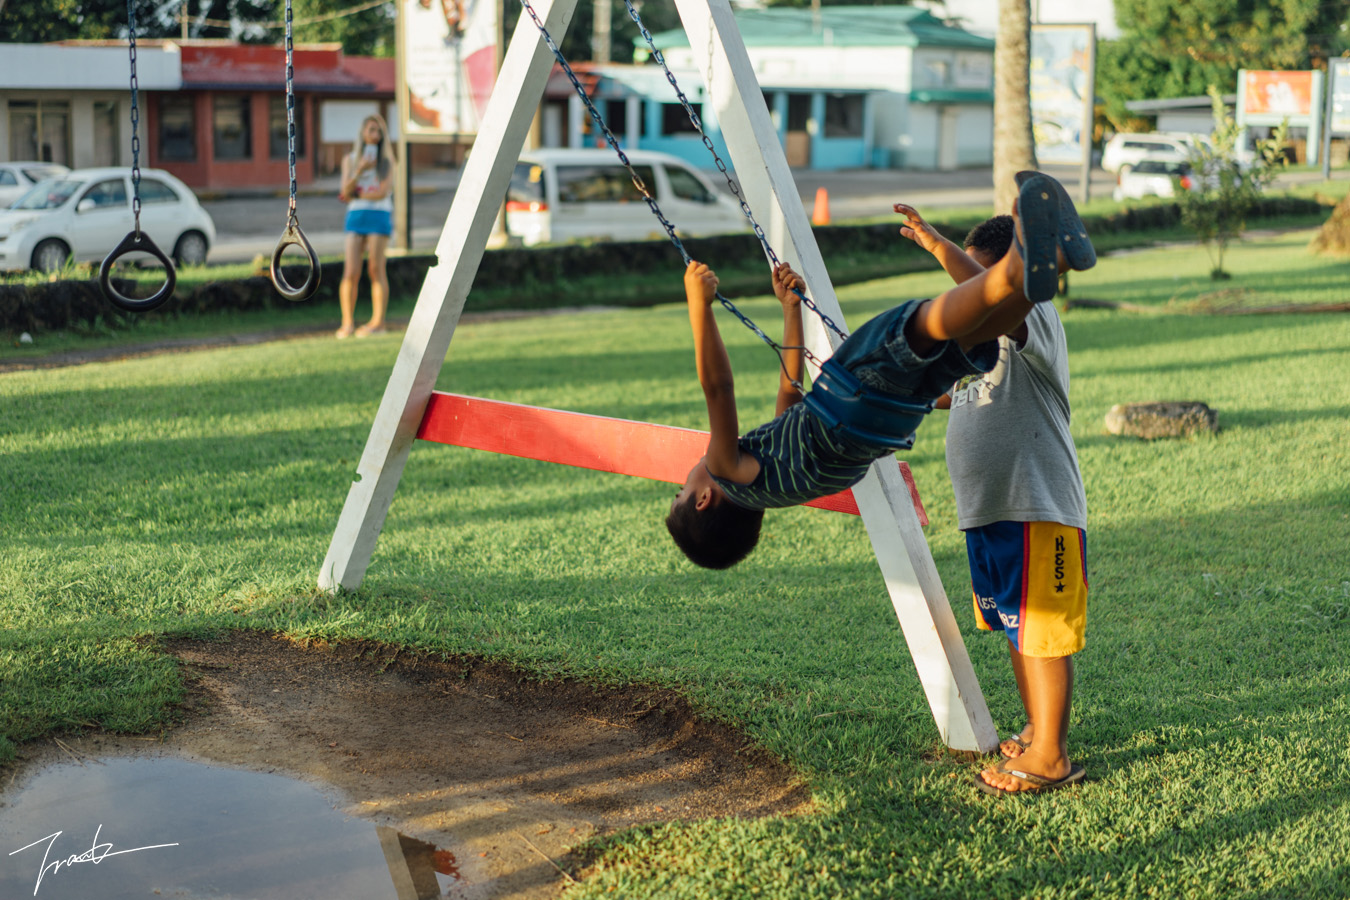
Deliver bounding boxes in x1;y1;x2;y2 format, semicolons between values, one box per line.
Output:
993;0;1037;213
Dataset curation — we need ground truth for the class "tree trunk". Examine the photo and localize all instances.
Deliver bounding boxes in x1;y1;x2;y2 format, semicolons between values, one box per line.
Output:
993;0;1037;214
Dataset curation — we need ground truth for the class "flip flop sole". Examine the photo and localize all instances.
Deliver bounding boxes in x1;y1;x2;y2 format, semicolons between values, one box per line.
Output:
1016;174;1060;303
1016;170;1097;271
975;763;1087;796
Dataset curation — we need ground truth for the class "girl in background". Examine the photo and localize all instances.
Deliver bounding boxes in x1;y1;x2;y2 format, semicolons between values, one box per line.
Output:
337;115;395;338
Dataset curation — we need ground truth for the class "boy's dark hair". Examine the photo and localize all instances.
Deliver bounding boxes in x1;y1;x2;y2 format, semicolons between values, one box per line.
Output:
963;215;1015;260
665;496;764;569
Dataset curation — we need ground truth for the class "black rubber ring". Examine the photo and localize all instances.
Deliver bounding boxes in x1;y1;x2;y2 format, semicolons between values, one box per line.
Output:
270;221;322;302
99;230;177;313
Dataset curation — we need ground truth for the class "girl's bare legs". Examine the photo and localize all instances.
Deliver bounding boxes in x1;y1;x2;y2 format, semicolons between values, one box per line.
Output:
357;234;390;335
337;232;367;338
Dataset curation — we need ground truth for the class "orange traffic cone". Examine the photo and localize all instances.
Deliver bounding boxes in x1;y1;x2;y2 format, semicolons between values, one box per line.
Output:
811;186;831;226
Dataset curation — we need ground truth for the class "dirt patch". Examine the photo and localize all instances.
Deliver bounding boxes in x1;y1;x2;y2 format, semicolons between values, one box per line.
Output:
5;630;811;899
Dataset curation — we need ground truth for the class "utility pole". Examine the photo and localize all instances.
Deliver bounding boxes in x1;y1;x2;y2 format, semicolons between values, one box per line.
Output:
593;0;612;63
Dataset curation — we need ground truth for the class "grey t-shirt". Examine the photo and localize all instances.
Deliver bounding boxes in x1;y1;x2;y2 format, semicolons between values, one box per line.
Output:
944;303;1087;531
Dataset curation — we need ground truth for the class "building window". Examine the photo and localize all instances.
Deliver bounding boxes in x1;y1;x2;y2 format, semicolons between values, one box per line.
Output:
269;95;305;160
8;100;71;164
824;94;863;138
786;94;812;132
214;96;252;160
661;103;700;136
93;101;119;167
159;96;197;162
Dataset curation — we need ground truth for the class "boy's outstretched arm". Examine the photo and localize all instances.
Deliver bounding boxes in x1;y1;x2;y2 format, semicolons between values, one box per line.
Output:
895;203;985;285
684;261;757;483
771;262;806;415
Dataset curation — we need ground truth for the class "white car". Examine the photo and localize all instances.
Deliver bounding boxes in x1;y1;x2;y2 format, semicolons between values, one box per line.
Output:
505;148;751;246
0;161;70;208
0;166;215;272
1112;158;1196;201
1101;132;1209;177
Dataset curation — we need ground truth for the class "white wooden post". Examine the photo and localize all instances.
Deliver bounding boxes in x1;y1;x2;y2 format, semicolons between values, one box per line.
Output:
318;0;580;591
671;0;997;752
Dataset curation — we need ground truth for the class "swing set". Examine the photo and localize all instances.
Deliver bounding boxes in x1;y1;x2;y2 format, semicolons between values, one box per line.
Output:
317;0;999;754
99;0;320;313
94;0;997;753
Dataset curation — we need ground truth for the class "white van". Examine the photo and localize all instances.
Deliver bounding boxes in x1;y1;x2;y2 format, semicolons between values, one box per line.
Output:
1101;132;1211;176
505;148;751;246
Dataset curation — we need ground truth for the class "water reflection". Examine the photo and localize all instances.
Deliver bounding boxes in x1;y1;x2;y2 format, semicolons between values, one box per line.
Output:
0;756;469;899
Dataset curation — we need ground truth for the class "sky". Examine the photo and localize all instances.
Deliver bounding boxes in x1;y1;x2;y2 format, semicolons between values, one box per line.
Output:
937;0;1121;40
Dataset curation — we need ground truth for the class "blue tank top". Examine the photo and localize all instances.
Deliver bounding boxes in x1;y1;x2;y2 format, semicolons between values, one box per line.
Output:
709;403;891;510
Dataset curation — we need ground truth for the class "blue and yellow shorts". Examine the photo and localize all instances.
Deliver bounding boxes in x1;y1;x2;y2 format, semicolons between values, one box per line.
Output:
966;520;1088;658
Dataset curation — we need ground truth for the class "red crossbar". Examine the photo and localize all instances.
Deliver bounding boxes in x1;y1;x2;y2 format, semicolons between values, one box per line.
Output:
416;391;927;523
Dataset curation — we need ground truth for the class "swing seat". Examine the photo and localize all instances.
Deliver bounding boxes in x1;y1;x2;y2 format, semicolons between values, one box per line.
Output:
804;359;932;452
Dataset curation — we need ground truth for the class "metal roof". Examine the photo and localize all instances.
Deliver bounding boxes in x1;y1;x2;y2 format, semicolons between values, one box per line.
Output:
641;6;994;51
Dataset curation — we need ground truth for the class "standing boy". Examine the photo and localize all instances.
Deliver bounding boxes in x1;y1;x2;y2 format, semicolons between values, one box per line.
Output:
895;192;1089;795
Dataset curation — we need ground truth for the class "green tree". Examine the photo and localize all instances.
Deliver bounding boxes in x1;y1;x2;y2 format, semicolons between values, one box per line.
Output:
0;0;274;42
1175;86;1288;279
1097;0;1350;128
289;0;395;57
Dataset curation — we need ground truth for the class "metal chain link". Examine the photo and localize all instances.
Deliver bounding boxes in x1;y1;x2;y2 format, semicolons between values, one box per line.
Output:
284;0;299;226
126;0;142;235
623;0;849;346
519;0;829;392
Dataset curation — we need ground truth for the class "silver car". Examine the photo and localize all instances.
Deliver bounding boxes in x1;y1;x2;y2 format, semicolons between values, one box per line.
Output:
0;166;216;272
0;161;70;208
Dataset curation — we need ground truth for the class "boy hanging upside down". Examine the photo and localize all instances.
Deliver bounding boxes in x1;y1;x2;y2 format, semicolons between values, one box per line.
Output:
666;173;1093;572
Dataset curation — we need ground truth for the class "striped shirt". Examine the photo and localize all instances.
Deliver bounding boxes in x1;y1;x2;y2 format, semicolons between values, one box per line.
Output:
709;403;888;510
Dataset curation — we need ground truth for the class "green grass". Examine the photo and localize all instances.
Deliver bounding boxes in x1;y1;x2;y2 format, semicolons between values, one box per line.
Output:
3;228;1350;897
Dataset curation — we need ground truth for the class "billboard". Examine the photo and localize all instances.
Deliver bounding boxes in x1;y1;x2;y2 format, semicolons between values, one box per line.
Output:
1330;60;1350;134
400;0;498;137
1029;24;1096;165
1242;70;1314;117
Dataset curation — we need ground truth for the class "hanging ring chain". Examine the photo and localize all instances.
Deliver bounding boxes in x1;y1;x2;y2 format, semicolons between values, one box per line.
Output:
285;0;299;226
127;0;142;235
518;0;831;392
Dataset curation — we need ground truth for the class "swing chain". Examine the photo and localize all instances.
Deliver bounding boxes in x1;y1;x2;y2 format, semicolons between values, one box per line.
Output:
268;0;322;303
624;0;849;345
284;0;298;227
126;0;142;235
519;0;821;393
519;0;686;259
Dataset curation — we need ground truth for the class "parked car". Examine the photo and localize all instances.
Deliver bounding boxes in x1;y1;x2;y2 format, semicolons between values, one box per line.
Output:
1101;132;1210;177
0;161;70;208
0;167;215;273
1112;158;1197;201
505;148;751;246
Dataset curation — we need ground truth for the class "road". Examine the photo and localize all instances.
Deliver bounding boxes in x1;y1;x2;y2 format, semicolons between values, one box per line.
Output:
205;163;1332;264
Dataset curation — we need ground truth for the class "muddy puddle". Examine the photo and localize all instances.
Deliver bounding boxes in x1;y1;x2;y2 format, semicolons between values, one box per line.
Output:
0;755;479;900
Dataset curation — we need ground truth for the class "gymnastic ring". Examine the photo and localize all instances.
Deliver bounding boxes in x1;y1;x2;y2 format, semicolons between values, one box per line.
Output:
270;220;322;302
99;230;177;313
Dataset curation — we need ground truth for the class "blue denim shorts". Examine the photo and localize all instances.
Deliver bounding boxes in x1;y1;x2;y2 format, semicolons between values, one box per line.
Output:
830;299;998;402
345;209;392;237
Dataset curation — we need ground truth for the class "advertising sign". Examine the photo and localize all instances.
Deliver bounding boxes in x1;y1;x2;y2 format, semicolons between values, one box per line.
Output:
1330;60;1350;134
400;0;498;137
1029;24;1096;165
1242;70;1314;116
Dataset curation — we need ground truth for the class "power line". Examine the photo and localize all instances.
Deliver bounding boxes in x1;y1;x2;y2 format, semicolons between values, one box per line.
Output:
182;0;391;32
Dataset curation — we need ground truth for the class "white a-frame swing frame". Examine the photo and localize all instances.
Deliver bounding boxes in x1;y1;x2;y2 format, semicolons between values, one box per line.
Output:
319;0;998;754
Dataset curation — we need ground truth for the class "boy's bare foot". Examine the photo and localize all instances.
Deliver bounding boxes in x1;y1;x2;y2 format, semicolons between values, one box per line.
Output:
1000;728;1033;759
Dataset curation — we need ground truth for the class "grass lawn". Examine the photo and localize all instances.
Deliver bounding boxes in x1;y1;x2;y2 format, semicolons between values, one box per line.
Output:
2;227;1349;898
